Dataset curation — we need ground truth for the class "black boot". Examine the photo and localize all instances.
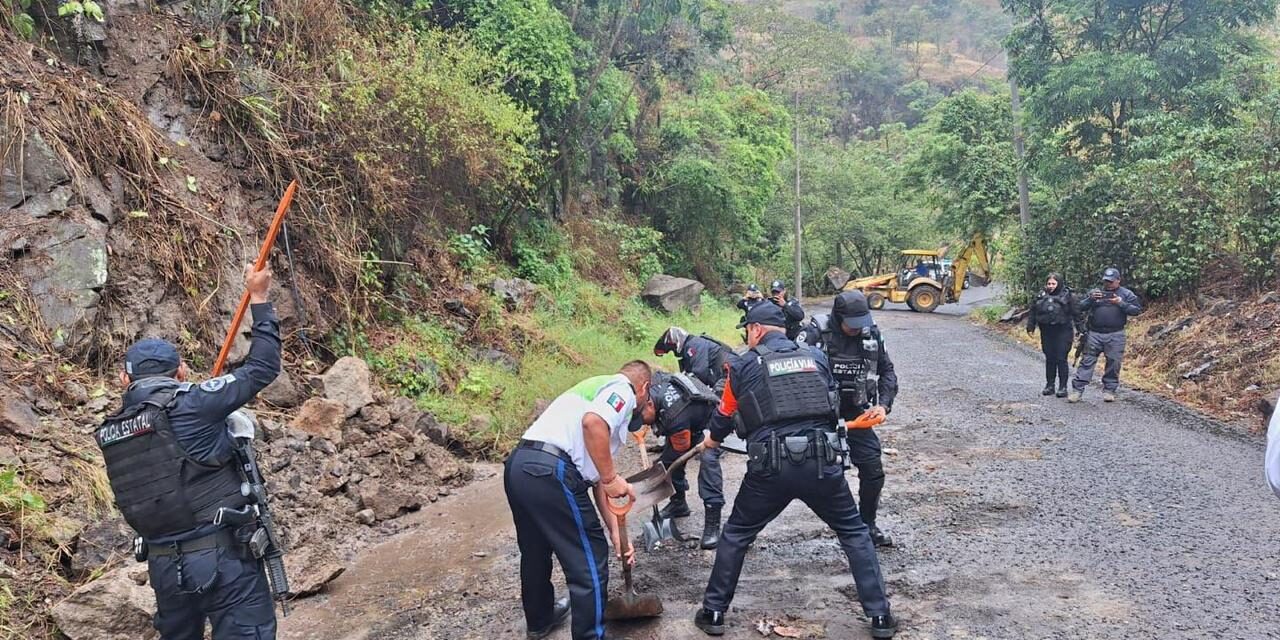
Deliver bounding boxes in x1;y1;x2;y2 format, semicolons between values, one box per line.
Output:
869;525;894;548
526;597;570;640
694;607;726;636
660;493;691;519
870;613;898;639
1042;383;1055;396
700;505;722;550
1056;384;1068;398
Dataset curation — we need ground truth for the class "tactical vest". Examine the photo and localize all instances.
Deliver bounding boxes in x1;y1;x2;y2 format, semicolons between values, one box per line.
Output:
737;345;837;437
1034;290;1070;326
655;373;718;436
97;386;249;540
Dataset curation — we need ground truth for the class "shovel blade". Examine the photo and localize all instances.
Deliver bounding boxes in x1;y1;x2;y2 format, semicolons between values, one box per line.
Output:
624;464;675;514
604;594;664;620
641;521;662;552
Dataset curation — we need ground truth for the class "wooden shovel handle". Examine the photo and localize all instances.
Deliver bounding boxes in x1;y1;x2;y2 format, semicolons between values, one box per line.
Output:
211;180;298;377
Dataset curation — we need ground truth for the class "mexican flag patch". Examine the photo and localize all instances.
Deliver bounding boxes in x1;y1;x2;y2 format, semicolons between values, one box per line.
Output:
607;392;626;413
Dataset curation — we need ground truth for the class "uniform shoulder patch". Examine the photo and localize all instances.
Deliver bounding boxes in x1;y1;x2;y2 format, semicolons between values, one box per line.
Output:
199;374;237;393
606;392;626;414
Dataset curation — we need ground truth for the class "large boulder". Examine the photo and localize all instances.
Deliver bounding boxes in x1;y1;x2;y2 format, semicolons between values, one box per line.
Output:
321;357;374;418
355;480;422;521
1;132;70;209
51;567;158;640
640;275;704;314
290;397;346;444
66;519;133;581
823;266;850;293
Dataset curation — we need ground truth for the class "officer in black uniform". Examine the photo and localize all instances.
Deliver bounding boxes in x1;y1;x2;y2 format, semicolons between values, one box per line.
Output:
694;303;896;639
648;369;725;549
768;280;806;341
800;291;898;547
653;327;732;547
98;265;281;640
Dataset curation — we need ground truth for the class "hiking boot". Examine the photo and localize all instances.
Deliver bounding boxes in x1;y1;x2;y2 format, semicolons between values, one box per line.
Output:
660;494;691;519
1042;384;1055;396
526;597;570;640
1067;390;1083;403
870;613;898;639
869;526;894;548
694;608;726;636
700;505;722;550
1103;390;1117;402
1056;386;1068;398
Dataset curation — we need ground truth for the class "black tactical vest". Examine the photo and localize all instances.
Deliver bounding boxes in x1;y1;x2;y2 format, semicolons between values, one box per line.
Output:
828;332;880;407
97;386;249;540
1034;290;1070;326
737;345;836;436
655;372;718;436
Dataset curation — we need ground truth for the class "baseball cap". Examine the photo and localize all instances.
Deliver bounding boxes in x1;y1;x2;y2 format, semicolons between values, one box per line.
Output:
1102;267;1121;282
746;284;760;293
124;338;181;377
737;302;788;328
770;280;785;293
833;291;874;331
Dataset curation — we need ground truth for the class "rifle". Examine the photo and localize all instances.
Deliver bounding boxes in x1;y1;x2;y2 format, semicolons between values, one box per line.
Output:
1072;330;1089;367
220;413;291;614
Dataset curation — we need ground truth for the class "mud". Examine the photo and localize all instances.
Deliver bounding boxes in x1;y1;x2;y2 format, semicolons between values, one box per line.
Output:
280;290;1280;640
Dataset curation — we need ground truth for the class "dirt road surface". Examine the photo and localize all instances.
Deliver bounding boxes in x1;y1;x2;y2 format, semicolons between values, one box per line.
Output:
280;287;1280;640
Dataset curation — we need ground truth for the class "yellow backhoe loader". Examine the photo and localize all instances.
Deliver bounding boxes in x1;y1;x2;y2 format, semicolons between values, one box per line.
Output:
842;233;991;313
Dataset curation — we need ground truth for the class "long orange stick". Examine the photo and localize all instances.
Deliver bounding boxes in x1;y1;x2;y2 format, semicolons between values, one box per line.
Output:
211;180;299;377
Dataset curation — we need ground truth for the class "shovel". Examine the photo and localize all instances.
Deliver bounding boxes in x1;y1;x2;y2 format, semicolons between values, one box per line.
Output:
603;495;663;620
632;433;689;552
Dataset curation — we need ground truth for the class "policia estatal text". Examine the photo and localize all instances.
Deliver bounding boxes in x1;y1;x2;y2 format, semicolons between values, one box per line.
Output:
694;303;896;639
97;266;283;639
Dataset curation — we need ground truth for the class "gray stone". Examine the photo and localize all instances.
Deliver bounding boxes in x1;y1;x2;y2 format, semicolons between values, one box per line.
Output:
0;389;40;436
51;567;158;640
284;546;346;597
0;445;20;466
260;370;303;408
414;412;450;447
1;132;70;209
67;519;133;581
321;357;375;418
359;404;392;431
356;481;421;521
18;185;74;218
1259;291;1280;306
492;277;537;310
475;348;518;373
355;509;376;526
79;175;117;223
823;266;851;293
387;397;422;425
640;275;705;314
16;220;108;348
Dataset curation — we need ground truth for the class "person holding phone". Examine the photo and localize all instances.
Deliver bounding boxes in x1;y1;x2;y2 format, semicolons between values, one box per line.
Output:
1068;267;1143;403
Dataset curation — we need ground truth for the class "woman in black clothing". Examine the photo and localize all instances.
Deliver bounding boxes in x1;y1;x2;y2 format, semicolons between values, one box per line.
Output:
1026;272;1076;397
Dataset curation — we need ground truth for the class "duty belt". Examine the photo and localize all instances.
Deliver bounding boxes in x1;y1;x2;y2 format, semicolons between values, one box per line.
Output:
518;439;574;465
147;528;238;557
746;430;844;479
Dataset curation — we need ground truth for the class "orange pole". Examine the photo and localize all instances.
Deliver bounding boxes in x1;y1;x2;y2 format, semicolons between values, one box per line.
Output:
211;180;299;377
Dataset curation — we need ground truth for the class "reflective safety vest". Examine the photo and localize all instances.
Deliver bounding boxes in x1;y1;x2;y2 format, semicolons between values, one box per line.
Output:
97;385;249;540
737;345;837;437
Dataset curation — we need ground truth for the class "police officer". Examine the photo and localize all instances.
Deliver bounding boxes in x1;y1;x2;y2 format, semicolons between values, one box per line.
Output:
653;326;730;391
768;280;806;341
98;265;281;639
1068;267;1143;403
801;291;897;547
694;303;896;638
648;369;725;549
506;361;656;640
736;284;766;317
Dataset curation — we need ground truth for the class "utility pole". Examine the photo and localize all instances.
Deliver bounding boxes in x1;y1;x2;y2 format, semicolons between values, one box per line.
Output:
1009;74;1031;228
794;91;803;299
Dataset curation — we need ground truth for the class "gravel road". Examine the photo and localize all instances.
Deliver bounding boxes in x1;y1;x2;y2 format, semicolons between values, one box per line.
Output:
280;288;1280;640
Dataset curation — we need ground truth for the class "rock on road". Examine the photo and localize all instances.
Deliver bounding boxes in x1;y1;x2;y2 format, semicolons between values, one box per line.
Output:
281;290;1280;640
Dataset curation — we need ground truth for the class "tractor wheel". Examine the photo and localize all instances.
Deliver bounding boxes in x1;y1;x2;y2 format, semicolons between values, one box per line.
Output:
907;286;941;313
866;292;886;310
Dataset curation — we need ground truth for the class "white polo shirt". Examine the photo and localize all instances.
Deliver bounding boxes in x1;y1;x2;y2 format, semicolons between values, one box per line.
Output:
522;374;636;484
1265;392;1280;499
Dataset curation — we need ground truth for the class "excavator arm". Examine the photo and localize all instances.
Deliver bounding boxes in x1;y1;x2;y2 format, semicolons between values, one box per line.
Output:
950;233;991;301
